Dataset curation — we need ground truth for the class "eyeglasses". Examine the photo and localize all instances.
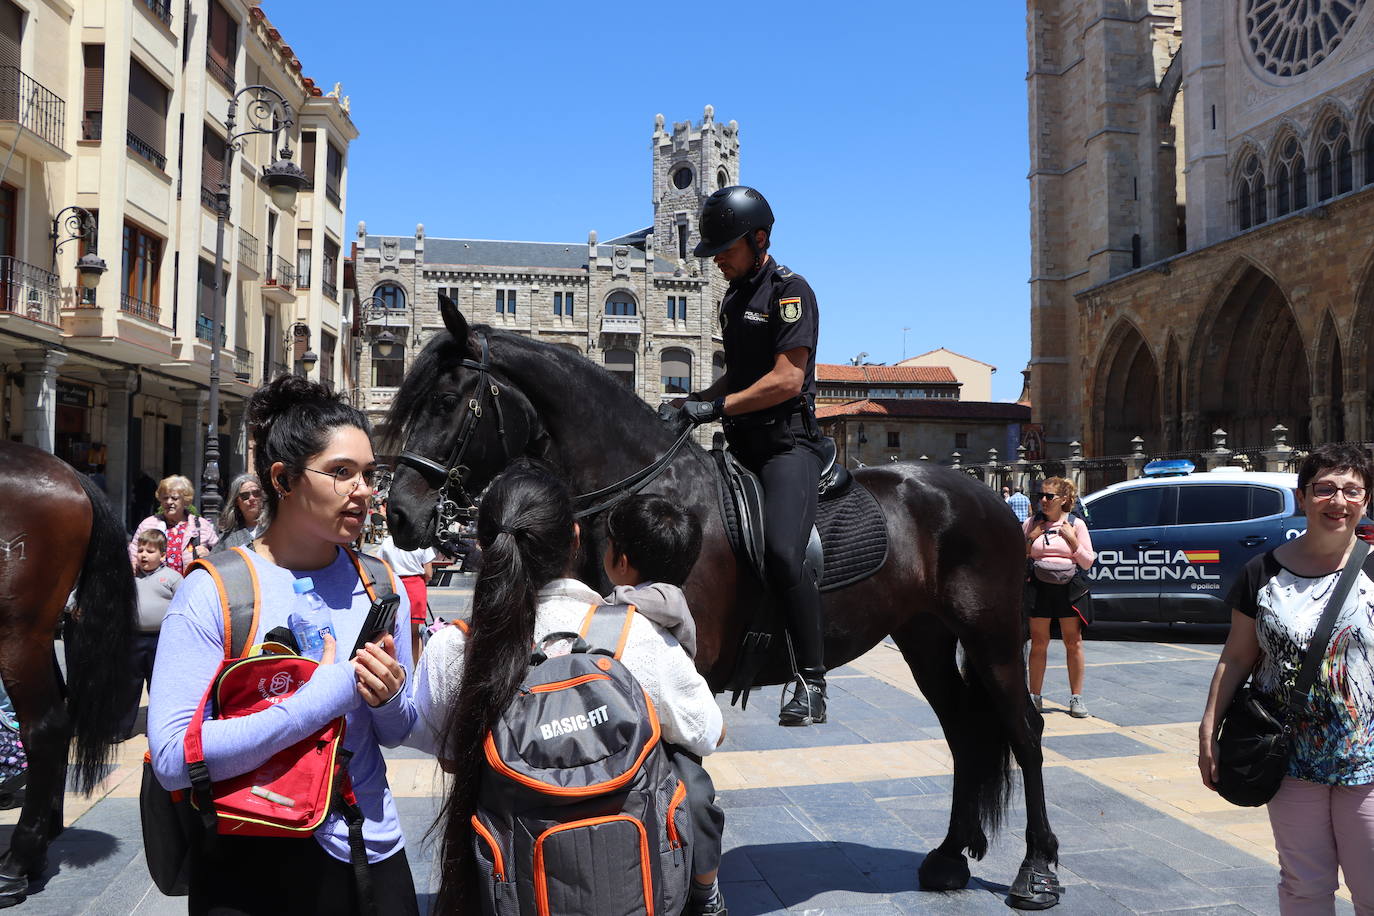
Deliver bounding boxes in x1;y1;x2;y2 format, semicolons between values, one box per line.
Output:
1308;482;1367;501
237;489;264;502
303;465;379;496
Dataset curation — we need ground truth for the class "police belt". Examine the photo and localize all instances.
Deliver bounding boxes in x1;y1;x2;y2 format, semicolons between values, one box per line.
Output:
722;396;812;430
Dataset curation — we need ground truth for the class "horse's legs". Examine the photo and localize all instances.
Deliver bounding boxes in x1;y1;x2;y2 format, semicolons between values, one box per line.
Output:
889;616;990;890
958;627;1062;910
0;642;69;898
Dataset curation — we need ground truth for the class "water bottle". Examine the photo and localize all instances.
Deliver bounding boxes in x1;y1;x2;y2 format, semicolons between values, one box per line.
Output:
288;577;334;662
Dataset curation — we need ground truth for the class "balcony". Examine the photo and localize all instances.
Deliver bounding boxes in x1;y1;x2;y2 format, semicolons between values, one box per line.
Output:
233;347;254;382
205;53;235;93
194;314;226;346
322;277;338;301
237;230;260;276
120;293;160;323
0;66;66;161
600;314;643;335
126;130;166;171
139;0;173;26
0;257;59;326
200;185;220;211
262;256;295;305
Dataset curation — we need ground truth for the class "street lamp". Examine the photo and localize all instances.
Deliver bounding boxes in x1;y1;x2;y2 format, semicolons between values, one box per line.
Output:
201;85;309;520
51;205;107;290
284;321;315;376
357;293;413;359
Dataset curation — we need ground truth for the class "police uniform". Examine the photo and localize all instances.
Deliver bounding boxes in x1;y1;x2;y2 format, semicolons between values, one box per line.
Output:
718;257;828;684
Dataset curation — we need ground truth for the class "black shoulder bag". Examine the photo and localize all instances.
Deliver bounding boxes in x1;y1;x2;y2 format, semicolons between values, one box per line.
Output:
1215;539;1370;807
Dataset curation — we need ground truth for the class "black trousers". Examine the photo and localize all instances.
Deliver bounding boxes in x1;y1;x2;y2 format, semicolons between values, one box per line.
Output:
118;632;160;738
188;834;419;916
665;745;725;878
728;412;827;671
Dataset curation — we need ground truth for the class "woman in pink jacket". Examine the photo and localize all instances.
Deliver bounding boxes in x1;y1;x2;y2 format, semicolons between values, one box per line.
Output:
128;475;217;574
1024;476;1096;718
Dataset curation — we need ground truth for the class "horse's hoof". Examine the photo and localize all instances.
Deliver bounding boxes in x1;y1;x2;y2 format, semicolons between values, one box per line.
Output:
918;848;971;891
1007;863;1062;910
0;872;28;905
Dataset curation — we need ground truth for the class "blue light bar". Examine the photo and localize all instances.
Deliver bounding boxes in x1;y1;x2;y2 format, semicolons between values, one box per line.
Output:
1143;458;1195;478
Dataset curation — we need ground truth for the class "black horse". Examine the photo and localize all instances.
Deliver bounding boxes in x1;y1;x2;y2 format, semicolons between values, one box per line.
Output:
0;442;136;904
385;299;1061;909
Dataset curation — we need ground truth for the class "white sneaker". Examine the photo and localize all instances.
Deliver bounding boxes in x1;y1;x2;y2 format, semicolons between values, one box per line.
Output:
1030;693;1043;712
1069;695;1089;718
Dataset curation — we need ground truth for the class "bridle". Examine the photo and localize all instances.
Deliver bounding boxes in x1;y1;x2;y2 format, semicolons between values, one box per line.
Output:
395;331;698;541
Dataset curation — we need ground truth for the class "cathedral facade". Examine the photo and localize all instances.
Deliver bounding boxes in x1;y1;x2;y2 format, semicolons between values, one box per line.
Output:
352;107;737;431
1028;0;1374;458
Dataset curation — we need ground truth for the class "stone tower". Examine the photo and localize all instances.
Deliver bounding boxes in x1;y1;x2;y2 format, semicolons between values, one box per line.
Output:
1025;0;1183;454
651;105;740;273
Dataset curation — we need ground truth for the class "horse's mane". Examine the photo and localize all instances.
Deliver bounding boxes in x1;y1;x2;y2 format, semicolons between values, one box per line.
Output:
383;323;668;451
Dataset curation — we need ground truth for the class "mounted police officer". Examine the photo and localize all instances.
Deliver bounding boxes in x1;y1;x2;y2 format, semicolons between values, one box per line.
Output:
679;185;828;726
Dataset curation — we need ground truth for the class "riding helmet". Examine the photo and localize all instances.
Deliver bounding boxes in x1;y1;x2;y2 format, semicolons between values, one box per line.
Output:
693;186;774;258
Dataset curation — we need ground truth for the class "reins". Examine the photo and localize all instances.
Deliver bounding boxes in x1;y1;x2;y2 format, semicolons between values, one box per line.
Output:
396;331;696;539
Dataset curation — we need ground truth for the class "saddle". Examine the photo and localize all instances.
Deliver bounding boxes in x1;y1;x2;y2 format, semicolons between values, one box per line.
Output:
710;434;889;705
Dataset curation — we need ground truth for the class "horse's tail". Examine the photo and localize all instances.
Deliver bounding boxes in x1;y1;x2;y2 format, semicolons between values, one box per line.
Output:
960;657;1013;859
67;473;137;794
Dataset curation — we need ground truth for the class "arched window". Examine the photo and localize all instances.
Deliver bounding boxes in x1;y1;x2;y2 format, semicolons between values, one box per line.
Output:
660;348;692;395
1275;137;1307;216
1315;117;1352;201
717;168;729;189
374;283;406;310
1236;154;1265;230
605;348;635;388
712;351;725;383
605;293;637;316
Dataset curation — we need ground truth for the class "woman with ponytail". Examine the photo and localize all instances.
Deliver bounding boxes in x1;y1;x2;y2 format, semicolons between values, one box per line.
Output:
412;465;722;913
148;375;419;915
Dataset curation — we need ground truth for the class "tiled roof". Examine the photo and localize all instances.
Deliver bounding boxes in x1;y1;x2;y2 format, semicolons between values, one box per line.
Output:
815;399;1032;421
816;363;959;384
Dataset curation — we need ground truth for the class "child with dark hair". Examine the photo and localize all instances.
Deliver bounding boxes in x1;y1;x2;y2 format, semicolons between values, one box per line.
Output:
118;528;182;740
603;493;726;916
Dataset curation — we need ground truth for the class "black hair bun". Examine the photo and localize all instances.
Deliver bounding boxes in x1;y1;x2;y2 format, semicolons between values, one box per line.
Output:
246;374;339;436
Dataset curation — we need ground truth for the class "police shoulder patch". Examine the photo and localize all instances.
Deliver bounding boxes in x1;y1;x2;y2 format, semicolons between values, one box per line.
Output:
779;297;802;323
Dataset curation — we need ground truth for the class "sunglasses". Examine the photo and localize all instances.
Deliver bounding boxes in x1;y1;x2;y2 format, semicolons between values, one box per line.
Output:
1032;492;1061;502
237;489;264;502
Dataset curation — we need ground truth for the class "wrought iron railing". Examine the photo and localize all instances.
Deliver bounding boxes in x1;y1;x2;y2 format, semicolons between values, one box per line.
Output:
325;183;341;207
238;230;259;268
200;185;218;210
322;277;338;300
265;256;294;289
126;130;166;170
233;347;254;381
0;257;59;325
205;54;235;92
139;0;173;26
194;314;226;345
0;66;65;149
120;292;160;323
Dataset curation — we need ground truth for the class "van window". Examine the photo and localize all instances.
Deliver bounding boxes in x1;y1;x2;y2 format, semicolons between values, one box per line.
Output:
1177;484;1269;525
1085;487;1169;529
1251;487;1284;518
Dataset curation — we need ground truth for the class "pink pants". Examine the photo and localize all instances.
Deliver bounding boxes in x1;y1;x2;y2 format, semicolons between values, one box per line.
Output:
1267;776;1374;915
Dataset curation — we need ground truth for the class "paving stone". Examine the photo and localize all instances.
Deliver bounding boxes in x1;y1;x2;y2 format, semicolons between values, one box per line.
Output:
1042;732;1162;760
718;787;792;809
747;842;890;909
718;878;783;912
1069;847;1231;911
1188;864;1279;889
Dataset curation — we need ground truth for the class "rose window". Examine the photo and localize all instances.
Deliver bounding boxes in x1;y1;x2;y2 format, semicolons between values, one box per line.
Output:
1244;0;1367;77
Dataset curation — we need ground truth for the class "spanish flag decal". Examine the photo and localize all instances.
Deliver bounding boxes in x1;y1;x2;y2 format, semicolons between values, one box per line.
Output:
1184;550;1221;564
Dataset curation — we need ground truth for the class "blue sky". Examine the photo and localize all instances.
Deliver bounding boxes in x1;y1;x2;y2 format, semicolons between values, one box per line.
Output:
265;2;1031;402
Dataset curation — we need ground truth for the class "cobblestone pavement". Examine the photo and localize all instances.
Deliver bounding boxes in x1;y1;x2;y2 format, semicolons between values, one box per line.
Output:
0;581;1350;914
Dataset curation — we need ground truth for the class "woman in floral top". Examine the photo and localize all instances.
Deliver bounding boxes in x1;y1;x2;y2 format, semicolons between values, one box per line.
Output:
128;475;217;574
1199;444;1374;914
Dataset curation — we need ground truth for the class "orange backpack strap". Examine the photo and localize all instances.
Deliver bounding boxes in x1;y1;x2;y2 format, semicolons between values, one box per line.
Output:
185;546;261;659
346;549;399;604
577;603;636;660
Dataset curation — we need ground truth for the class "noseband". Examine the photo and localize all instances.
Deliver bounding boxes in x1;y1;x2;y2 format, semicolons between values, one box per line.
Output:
396;333;508;538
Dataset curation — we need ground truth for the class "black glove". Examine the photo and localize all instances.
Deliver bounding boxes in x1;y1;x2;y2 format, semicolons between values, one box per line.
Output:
683;398;723;425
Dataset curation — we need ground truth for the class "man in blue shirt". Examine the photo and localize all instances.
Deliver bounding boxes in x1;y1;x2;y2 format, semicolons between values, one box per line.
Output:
1007;487;1032;522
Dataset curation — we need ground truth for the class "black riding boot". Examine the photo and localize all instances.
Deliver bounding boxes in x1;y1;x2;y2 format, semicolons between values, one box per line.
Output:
779;666;827;726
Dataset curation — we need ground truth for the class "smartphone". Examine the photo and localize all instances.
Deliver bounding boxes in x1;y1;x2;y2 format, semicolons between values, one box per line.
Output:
351;594;400;658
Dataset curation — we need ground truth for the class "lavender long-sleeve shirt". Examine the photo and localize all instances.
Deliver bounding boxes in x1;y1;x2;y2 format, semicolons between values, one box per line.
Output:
148;546;416;864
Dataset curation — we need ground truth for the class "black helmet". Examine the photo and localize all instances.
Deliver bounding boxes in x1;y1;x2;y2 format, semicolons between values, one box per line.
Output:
693;186;774;258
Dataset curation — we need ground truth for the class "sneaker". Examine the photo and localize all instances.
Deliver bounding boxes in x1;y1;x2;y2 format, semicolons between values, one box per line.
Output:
1068;695;1089;718
686;888;728;916
1030;693;1043;712
779;673;827;726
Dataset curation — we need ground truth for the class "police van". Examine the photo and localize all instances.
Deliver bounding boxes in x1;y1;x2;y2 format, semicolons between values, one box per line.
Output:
1079;461;1308;623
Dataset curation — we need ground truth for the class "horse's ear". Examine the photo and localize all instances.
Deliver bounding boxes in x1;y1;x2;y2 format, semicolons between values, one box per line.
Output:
438;294;472;358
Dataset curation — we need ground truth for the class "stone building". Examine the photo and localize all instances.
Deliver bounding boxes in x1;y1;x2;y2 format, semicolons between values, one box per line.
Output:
0;0;355;523
1027;0;1374;458
817;399;1031;467
898;348;997;402
352;107;740;429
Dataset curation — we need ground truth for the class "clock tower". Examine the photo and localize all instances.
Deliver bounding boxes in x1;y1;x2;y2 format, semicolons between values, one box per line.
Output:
651;105;740;280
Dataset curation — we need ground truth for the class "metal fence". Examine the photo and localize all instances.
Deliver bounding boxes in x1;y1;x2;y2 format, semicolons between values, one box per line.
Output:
0;66;64;149
0;257;59;325
120;293;160;323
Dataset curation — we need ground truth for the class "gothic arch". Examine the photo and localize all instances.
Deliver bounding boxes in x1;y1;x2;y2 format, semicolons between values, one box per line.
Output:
1307;98;1356;139
1346;249;1374;438
1312;310;1346;442
1093;318;1160;456
1191;262;1311;448
1161;334;1184;452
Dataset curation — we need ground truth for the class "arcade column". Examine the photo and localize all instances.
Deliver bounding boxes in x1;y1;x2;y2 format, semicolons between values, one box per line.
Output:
179;389;206;501
101;369;139;525
17;348;66;453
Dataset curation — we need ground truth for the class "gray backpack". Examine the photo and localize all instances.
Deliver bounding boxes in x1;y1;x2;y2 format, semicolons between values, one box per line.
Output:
471;603;693;916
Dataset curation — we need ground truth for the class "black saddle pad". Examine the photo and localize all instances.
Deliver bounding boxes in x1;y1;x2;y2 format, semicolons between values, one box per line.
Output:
816;479;888;592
